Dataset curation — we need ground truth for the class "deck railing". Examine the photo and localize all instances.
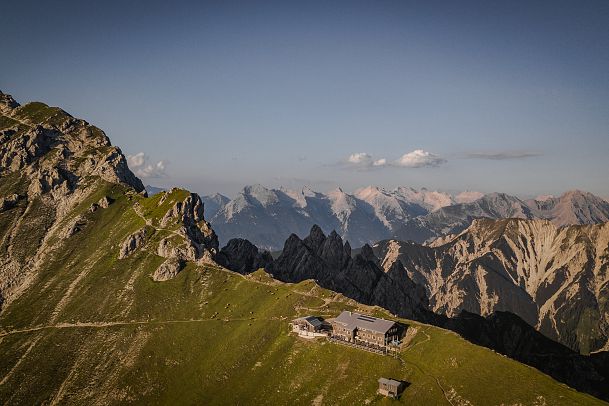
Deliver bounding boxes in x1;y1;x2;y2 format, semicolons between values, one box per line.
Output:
328;336;388;355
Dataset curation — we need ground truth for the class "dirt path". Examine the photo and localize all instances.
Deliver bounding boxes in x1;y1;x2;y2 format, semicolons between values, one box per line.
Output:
0;317;262;339
397;352;454;405
399;328;455;406
132;203;183;240
406;328;431;350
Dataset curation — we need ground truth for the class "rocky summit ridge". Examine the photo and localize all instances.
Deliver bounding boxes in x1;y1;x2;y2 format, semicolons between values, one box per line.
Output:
0;91;218;308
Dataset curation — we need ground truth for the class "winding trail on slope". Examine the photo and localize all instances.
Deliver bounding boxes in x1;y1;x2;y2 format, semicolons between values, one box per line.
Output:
399;331;455;406
399;354;455;406
0;317;278;339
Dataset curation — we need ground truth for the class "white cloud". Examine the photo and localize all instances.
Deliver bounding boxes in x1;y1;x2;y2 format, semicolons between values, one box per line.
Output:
342;149;445;170
344;153;388;169
395;149;446;168
348;152;372;164
127;152;146;168
127;152;168;178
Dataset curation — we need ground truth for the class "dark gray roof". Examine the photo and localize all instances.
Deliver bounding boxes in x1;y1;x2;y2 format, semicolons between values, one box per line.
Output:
378;377;401;386
304;316;323;328
293;316;323;328
333;311;396;334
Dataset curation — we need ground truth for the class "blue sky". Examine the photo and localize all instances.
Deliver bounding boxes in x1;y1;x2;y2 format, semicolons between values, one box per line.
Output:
2;0;608;198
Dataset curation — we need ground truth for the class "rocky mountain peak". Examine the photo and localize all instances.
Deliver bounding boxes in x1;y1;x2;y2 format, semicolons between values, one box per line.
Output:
528;189;609;226
215;238;272;274
359;243;375;261
0;93;223;306
301;185;318;197
267;224;429;320
454;190;485;203
303;224;328;250
355;185;382;198
0;92;144;196
241;184;278;207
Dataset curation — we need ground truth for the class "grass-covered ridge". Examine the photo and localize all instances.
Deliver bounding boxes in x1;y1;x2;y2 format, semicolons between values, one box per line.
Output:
0;88;606;406
0;178;604;405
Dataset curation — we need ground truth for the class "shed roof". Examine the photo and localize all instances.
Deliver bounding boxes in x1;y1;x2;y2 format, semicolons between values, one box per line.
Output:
378;377;401;386
333;311;396;334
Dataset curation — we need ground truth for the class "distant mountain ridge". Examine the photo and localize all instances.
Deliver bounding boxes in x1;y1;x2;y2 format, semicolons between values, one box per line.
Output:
397;190;609;244
203;184;609;250
375;218;609;355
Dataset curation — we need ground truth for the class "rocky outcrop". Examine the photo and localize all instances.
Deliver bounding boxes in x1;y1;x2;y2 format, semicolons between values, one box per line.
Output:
375;218;609;354
145;193;220;280
161;193;218;256
152;258;185;281
84;147;145;193
267;225;429;320
118;228;147;259
98;196;113;208
216;238;273;274
161;194;218;249
60;215;88;239
0;92;19;113
89;196;113;212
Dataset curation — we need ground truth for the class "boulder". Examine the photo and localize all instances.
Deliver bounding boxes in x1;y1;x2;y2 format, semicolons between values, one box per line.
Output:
98;195;113;208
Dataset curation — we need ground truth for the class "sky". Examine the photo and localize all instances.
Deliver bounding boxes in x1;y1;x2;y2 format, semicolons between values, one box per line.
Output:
1;0;608;198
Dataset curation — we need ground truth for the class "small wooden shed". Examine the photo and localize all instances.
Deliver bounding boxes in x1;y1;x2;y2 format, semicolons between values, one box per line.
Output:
378;377;404;398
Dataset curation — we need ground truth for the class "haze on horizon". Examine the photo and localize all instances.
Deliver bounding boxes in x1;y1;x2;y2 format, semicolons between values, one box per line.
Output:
1;0;608;199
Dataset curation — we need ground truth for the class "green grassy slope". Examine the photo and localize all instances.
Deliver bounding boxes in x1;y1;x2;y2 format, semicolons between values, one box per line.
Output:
0;178;605;405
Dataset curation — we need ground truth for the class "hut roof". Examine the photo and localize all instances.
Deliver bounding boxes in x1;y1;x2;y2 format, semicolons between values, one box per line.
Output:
378;377;401;386
334;311;395;334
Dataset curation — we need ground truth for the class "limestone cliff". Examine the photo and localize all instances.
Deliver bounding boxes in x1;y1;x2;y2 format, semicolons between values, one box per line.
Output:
375;218;609;354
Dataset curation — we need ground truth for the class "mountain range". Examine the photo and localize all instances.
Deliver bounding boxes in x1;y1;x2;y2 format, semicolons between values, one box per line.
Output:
198;184;609;250
3;90;609;403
